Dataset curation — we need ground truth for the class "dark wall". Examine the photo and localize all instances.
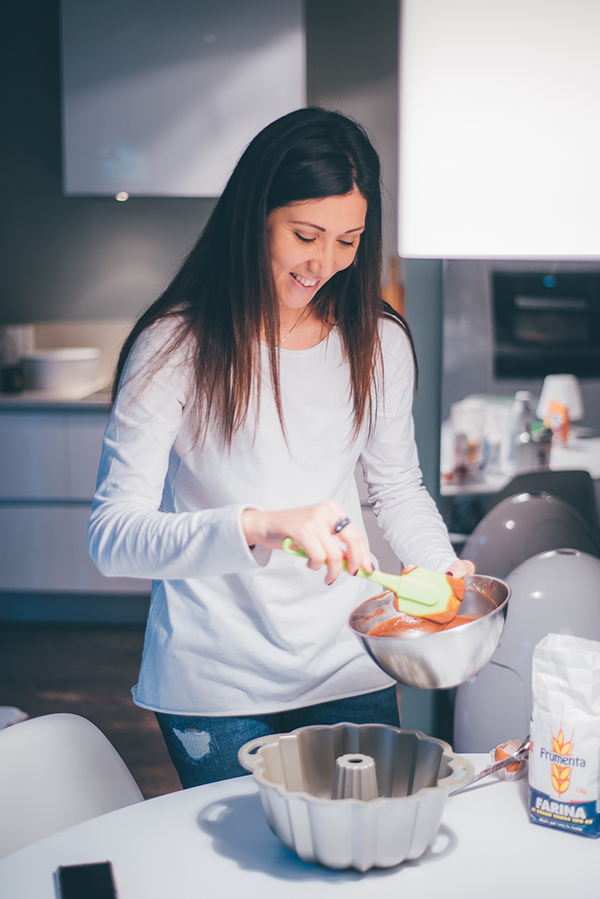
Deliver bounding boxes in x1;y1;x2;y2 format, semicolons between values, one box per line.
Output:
306;0;399;264
0;0;399;325
1;1;215;324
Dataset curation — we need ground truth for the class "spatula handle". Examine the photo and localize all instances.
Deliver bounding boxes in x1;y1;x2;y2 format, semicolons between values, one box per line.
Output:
281;537;380;581
281;537;351;569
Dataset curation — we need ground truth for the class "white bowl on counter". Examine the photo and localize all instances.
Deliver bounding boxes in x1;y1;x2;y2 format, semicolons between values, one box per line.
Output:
21;348;101;394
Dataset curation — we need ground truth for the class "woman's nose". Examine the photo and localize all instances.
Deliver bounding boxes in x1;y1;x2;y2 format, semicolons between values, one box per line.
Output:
308;241;337;278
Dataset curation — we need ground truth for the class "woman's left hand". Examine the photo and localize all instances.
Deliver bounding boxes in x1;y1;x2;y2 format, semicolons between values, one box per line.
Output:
446;559;475;578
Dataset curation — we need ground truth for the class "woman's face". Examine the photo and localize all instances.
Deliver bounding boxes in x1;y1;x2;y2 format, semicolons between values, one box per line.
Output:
267;187;367;310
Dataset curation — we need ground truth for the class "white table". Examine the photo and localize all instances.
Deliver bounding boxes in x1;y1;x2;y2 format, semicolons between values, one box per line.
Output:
440;436;600;496
0;755;597;898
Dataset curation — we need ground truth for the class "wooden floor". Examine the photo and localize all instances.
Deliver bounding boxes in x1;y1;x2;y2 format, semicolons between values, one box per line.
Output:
0;623;181;799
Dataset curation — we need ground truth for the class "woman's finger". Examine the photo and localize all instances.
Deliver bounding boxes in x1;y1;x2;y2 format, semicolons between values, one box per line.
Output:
288;528;344;584
446;559;475;578
322;540;346;585
320;506;372;581
337;522;374;576
291;515;357;585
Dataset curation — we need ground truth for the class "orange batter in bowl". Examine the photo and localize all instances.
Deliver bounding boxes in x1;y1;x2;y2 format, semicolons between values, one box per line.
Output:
367;610;481;637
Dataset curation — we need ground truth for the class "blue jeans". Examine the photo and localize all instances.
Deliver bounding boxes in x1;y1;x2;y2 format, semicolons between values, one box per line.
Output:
156;686;400;788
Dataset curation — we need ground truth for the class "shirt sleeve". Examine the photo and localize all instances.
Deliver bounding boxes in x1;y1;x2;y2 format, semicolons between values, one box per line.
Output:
88;321;271;580
359;322;458;574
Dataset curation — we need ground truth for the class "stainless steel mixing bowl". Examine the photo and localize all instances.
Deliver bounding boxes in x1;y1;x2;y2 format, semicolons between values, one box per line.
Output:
349;574;510;689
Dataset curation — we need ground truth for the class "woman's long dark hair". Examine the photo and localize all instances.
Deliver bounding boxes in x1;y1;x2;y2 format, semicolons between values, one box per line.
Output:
114;107;415;443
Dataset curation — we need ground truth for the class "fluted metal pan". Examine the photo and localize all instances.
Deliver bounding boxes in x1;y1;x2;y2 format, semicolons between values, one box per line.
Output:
239;723;473;871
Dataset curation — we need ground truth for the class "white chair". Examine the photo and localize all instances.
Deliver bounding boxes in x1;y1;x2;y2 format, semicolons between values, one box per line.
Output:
0;713;144;859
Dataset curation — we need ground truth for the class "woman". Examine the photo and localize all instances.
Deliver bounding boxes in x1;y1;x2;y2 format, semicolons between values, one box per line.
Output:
89;107;473;787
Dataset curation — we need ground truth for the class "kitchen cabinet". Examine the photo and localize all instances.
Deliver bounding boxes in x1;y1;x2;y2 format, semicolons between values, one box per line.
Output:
0;402;150;596
0;401;399;617
61;0;304;197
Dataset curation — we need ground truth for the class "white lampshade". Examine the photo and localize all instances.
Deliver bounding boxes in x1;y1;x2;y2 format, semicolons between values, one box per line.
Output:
536;374;584;422
399;0;600;259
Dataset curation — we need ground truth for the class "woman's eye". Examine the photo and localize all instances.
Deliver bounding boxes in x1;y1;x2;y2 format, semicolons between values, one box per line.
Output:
295;233;316;244
339;239;356;248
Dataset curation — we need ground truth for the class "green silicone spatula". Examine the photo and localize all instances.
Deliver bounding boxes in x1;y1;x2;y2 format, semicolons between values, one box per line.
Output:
281;537;462;620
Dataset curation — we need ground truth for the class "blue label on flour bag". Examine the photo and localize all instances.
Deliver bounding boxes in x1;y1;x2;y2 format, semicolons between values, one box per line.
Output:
529;787;600;838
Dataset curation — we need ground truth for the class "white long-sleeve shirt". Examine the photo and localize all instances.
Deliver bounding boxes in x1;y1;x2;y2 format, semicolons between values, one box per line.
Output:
88;318;457;715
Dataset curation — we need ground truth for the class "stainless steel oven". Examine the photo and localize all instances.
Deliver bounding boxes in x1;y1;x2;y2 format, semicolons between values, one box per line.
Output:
492;271;600;378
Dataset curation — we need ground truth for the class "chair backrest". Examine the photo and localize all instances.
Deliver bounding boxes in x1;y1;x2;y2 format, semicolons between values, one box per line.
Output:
485;469;599;533
460;491;600;578
0;713;144;859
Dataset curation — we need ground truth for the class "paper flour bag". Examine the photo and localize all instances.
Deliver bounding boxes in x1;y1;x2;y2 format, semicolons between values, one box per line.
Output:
529;633;600;838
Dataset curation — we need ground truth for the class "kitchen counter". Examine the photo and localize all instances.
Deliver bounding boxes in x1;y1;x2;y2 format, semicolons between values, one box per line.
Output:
0;392;151;612
0;386;111;411
441;436;600;494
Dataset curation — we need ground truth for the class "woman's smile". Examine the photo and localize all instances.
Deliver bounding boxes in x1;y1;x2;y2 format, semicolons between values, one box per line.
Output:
291;273;319;289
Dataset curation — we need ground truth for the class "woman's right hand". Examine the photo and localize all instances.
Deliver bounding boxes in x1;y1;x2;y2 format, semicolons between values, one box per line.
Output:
241;502;373;586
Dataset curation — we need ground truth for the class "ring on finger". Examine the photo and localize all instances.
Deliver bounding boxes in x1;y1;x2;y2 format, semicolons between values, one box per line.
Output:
333;516;351;534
